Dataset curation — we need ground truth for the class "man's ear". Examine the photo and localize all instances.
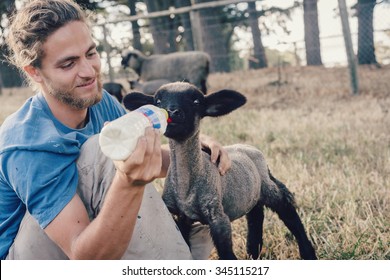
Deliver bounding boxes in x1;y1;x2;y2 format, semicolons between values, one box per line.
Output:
204;90;247;117
23;65;43;83
123;91;154;111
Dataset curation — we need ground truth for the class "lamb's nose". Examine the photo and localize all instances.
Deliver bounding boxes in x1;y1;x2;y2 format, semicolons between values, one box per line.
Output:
167;108;184;122
167;108;181;116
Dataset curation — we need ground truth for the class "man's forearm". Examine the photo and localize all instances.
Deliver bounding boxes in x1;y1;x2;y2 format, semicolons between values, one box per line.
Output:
69;172;145;259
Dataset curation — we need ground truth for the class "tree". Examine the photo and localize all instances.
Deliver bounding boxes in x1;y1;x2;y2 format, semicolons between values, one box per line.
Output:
0;0;15;20
74;0;101;11
356;0;377;65
0;0;24;88
143;0;177;54
247;1;267;69
352;0;390;65
125;0;195;53
192;0;230;72
127;0;142;51
303;0;322;65
0;69;3;95
174;0;194;51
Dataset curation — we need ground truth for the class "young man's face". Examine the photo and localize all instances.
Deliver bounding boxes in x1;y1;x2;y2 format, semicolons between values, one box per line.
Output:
27;20;103;110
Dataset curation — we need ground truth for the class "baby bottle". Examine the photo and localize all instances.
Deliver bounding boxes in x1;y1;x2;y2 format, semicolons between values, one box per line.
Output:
99;105;168;161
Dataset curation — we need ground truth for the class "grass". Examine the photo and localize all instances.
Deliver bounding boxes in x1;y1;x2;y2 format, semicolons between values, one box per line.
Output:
203;65;390;260
1;65;389;260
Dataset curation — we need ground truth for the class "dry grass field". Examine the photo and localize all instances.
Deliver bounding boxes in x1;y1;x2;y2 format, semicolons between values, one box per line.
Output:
1;65;389;260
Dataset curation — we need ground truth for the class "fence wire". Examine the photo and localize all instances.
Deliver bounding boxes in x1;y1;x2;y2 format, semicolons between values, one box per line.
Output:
95;1;389;75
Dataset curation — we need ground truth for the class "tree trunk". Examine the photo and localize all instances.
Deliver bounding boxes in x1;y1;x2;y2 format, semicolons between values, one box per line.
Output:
128;0;142;51
174;0;194;51
0;71;3;95
193;0;230;73
303;0;323;65
247;2;267;69
0;44;24;88
357;0;377;65
143;0;177;54
0;0;24;88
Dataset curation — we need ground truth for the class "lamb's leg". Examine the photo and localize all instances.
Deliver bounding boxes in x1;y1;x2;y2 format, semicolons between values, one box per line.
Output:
208;214;237;260
245;203;264;259
263;174;317;260
176;215;193;248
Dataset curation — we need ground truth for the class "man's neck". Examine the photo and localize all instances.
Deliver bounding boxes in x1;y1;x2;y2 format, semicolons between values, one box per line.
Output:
42;92;88;129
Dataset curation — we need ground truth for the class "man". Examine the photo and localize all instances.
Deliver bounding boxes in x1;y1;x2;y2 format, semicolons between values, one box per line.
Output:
0;0;230;260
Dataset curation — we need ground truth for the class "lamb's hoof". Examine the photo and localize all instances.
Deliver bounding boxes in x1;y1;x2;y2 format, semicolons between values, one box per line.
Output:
219;253;237;260
247;246;260;260
300;244;317;260
302;249;317;260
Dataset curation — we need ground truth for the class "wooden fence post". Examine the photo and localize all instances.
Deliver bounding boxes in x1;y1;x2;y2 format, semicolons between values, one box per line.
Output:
338;0;359;95
190;0;204;51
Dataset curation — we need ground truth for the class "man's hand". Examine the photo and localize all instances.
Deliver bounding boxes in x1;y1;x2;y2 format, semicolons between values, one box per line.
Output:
199;134;231;175
114;127;162;186
44;128;162;259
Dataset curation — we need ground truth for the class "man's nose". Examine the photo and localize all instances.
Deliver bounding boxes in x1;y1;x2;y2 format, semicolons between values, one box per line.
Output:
78;58;95;78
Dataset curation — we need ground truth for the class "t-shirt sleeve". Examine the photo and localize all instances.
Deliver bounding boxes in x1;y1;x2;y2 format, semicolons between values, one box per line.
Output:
3;149;78;229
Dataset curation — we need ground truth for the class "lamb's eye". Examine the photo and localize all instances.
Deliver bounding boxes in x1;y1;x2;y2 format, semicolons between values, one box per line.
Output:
193;99;200;105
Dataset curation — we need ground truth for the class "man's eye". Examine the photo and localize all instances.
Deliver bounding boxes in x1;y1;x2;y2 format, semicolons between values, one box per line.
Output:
87;51;97;58
60;62;74;69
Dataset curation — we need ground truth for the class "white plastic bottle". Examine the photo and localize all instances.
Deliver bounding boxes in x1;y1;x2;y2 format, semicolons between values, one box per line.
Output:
99;104;168;161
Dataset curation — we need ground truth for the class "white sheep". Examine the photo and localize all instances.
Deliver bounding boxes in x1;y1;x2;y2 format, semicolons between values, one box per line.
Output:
123;82;317;260
121;50;210;94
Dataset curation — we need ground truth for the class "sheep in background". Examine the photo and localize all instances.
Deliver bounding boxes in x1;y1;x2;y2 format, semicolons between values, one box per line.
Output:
129;79;171;96
123;82;317;260
103;82;126;103
121;50;210;94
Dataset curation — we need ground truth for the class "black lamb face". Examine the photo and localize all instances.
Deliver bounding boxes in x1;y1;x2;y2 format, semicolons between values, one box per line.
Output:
123;81;247;141
154;83;205;142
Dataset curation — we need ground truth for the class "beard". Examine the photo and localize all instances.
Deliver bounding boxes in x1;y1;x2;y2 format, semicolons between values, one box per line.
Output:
46;73;103;110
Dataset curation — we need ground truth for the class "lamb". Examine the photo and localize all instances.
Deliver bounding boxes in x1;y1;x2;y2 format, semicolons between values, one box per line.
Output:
123;82;317;260
103;82;126;103
121;49;210;94
128;78;171;96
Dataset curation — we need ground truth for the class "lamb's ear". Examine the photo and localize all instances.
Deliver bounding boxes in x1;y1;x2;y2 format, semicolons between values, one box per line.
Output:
204;90;246;117
123;92;154;111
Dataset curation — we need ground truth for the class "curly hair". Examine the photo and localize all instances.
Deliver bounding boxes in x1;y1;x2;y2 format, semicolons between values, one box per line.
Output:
6;0;90;71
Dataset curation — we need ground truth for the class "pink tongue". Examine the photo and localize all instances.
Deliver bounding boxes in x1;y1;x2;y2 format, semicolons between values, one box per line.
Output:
167;117;172;123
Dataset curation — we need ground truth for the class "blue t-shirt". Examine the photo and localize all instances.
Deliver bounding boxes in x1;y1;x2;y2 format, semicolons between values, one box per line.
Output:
0;90;126;259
